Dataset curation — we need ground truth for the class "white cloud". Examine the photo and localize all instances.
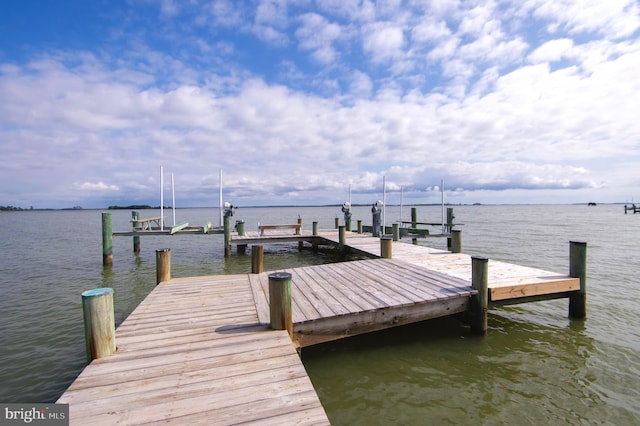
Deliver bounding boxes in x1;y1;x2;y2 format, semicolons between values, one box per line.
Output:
77;182;120;191
528;38;575;63
295;13;342;65
362;22;405;63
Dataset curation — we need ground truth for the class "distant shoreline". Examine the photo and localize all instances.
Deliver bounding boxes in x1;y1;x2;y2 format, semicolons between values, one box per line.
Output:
1;202;631;211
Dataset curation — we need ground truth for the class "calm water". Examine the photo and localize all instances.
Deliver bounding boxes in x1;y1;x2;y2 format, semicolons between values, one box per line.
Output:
1;205;638;424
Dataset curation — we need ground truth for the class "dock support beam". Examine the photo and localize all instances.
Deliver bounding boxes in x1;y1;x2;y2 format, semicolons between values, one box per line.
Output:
156;248;171;284
470;256;489;335
101;212;113;266
569;241;587;319
82;288;116;362
252;245;264;274
380;236;393;259
132;211;141;253
269;272;293;338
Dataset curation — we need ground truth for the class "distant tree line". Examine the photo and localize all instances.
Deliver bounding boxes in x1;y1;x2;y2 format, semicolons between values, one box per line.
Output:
0;205;34;211
108;205;158;210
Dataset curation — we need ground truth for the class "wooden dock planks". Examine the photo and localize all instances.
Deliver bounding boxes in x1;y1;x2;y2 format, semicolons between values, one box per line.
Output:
247;259;476;347
315;230;580;303
58;275;329;425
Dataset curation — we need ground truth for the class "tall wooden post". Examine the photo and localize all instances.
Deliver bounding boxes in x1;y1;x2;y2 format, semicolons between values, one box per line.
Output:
156;248;171;284
269;272;293;338
380;236;392;259
334;217;339;229
392;223;399;241
297;217;303;250
357;219;362;234
470;256;489;335
131;211;141;253
223;214;231;257
312;221;319;251
252;245;264;274
569;241;587;319
451;230;462;253
339;225;346;252
82;288;116;362
101;212;113;266
411;207;418;245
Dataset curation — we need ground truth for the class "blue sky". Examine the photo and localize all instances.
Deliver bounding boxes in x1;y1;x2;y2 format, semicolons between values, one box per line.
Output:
1;0;639;208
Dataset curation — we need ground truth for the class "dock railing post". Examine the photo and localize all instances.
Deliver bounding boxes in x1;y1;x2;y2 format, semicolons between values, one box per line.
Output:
82;288;116;362
101;212;113;266
451;230;462;253
569;241;587;319
156;248;171;285
470;256;489;335
380;235;393;259
132;211;141;253
252;245;264;274
269;272;293;338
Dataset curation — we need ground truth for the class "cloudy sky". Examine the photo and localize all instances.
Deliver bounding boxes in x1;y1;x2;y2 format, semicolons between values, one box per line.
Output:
1;0;639;208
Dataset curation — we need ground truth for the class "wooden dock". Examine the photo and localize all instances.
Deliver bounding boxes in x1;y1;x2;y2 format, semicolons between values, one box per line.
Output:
58;274;330;425
61;225;584;424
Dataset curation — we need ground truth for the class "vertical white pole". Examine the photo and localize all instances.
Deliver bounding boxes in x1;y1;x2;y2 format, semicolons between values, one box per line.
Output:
382;175;386;235
160;165;164;231
441;178;445;233
171;172;176;227
219;168;223;227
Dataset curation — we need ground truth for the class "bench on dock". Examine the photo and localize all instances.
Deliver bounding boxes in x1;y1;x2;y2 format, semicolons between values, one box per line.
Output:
259;224;301;235
131;216;165;231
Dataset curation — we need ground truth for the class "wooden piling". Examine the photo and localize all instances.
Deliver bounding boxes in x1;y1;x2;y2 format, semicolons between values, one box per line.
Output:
470;256;489;335
252;245;264;274
82;287;116;362
411;207;418;244
269;272;293;338
357;219;362;234
297;218;304;250
392;223;399;241
334;217;339;229
451;230;462;253
380;236;393;259
569;241;587;319
223;215;231;257
156;248;171;285
312;222;319;251
131;211;140;253
339;225;346;252
101;212;113;266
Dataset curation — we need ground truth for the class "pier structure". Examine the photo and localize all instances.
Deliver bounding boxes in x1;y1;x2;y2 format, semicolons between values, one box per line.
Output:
62;217;586;424
625;203;639;214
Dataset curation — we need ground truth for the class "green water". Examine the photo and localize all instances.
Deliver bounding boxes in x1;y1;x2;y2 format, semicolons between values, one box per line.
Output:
0;205;638;424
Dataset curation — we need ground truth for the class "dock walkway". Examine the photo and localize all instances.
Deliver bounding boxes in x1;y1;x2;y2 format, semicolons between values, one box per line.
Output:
58;274;330;425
